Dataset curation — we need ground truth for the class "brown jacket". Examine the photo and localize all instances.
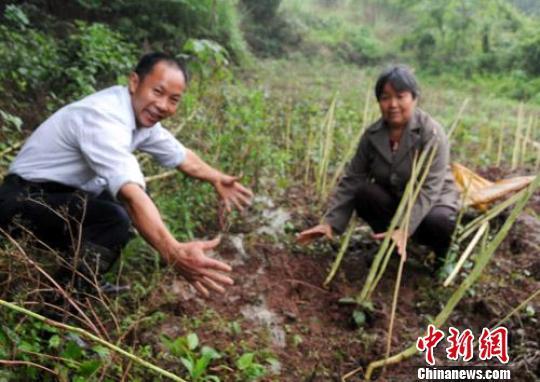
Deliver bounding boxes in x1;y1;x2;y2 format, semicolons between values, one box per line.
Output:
324;108;459;235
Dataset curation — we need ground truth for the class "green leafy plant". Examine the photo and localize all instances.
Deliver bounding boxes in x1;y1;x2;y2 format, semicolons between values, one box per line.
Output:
236;352;266;381
161;332;222;381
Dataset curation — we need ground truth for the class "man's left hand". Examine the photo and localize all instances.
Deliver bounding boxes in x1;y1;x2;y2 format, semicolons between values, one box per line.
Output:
213;174;253;212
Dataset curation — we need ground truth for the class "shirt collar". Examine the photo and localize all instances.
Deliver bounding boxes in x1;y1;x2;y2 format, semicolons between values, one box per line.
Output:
121;86;137;132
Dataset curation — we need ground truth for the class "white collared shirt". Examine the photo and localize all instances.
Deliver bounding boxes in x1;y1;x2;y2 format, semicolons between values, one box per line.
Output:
9;85;186;197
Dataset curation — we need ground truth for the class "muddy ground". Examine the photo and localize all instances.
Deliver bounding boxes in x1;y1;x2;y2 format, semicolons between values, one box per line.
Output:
140;170;539;382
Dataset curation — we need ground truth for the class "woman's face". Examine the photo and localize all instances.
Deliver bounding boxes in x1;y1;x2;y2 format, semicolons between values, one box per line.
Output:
378;82;416;129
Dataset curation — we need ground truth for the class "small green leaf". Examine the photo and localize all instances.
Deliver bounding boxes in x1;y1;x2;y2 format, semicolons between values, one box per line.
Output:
338;297;356;305
61;341;84;361
187;333;199;350
352;310;366;327
236;353;254;370
201;346;221;360
181;356;194;376
92;345;110;359
48;335;61;349
18;340;38;353
193;356;211;378
78;359;101;377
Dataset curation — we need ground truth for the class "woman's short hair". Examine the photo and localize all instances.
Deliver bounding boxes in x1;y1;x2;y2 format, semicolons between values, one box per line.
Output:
374;65;419;101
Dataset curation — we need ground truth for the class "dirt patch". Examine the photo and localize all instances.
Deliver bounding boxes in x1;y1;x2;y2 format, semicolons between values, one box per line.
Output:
142;186;539;381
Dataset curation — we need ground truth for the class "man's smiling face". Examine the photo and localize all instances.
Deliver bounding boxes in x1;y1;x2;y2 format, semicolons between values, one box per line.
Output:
128;60;186;128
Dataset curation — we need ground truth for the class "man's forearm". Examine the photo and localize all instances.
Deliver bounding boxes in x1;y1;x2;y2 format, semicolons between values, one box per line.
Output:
118;183;176;261
177;149;222;184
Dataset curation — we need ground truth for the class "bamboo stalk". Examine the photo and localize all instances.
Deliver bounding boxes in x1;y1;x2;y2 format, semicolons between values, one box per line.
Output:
324;217;355;287
443;221;489;287
284;98;293;154
520;115;534;166
361;85;372;129
447;98;470;141
317;93;338;199
368;147;436;300
511;103;523;170
536;146;540;173
364;175;539;380
304;117;315;185
458;189;526;243
486;127;493;162
496;123;505;167
326;126;365;199
358;146;436;304
327;88;372;195
382;151;419;373
0;299;188;382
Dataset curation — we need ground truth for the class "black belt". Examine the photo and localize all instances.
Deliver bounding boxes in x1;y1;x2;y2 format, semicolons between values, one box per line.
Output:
4;174;79;193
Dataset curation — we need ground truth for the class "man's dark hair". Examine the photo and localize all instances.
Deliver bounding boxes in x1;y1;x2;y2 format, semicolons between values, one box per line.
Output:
134;52;189;83
374;65;419;101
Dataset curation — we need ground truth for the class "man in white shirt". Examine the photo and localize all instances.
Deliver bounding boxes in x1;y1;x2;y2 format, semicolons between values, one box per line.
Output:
0;52;252;297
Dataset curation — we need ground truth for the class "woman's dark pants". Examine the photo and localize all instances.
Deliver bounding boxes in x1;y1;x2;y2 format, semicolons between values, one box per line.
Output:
0;174;132;290
355;182;456;258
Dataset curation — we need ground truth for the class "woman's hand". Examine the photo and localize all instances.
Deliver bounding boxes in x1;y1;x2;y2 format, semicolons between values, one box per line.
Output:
296;224;333;245
213;174;253;212
372;229;408;258
166;236;234;297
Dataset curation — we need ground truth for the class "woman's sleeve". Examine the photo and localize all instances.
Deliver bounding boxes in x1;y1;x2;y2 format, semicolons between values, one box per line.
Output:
323;134;370;234
407;126;449;235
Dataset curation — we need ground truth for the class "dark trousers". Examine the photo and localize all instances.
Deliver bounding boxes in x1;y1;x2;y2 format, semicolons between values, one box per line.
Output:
0;174;132;284
355;182;456;257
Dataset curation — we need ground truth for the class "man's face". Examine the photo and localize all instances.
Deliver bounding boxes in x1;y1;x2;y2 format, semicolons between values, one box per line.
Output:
378;82;416;129
128;61;186;128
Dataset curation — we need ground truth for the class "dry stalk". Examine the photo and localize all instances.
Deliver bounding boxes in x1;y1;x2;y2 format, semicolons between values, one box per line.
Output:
0;228;101;335
0;359;57;376
303;117;315;185
357;145;437;304
520;115;534;166
458;188;526;243
492;288;540;329
323;216;355;287
447;98;470;141
443;221;489;287
317;93;338;199
496;122;505;167
382;148;419;374
511;103;524;170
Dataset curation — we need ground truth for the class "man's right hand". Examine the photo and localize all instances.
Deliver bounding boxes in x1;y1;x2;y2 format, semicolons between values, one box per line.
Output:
119;183;234;297
296;224;333;245
165;236;233;297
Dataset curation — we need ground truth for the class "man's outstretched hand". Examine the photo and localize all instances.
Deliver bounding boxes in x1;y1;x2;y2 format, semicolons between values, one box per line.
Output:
166;236;234;297
214;174;253;212
296;224;333;245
